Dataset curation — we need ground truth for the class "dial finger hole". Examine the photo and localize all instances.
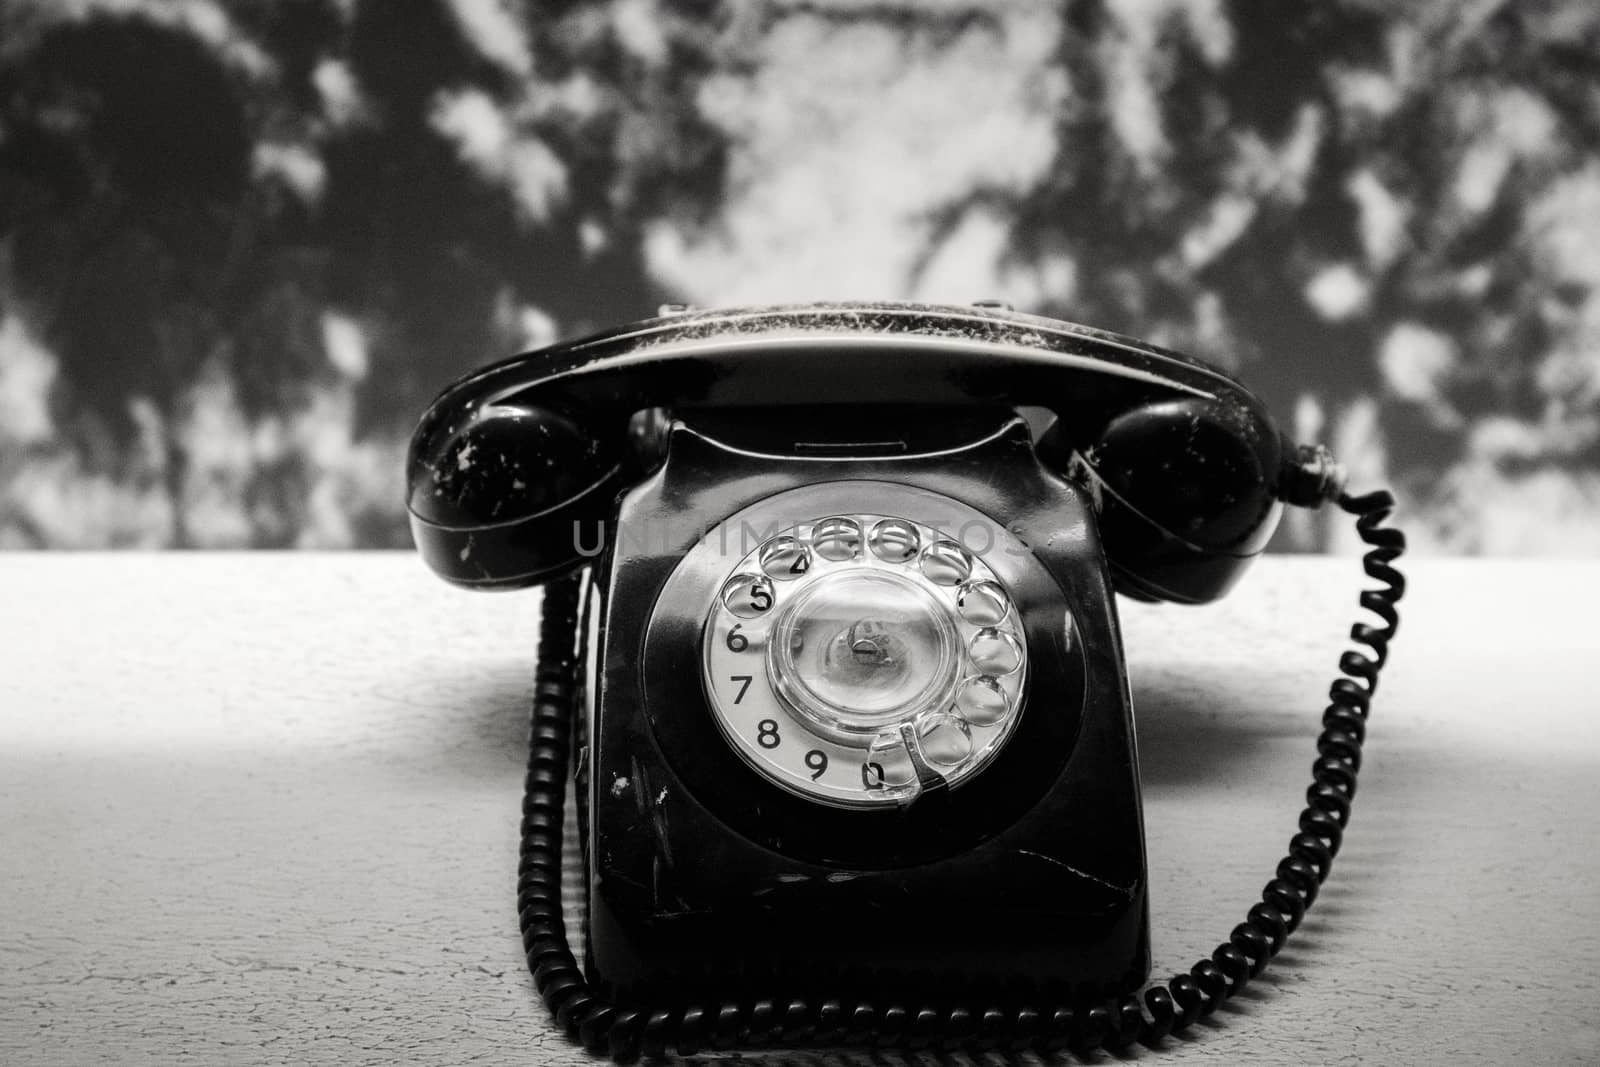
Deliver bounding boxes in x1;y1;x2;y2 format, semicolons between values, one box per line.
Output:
866;731;918;788
868;518;920;563
968;628;1022;675
721;573;777;619
917;712;973;767
919;539;972;586
811;517;862;562
759;535;812;580
956;579;1009;626
954;675;1010;727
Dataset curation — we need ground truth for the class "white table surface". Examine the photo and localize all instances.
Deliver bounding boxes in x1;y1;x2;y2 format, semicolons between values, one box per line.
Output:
2;554;1597;1065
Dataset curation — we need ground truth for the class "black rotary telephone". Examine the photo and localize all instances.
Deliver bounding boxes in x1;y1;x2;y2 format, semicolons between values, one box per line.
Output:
407;302;1405;1059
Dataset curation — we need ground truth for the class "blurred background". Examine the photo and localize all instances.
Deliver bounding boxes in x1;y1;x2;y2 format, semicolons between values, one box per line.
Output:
1;0;1596;553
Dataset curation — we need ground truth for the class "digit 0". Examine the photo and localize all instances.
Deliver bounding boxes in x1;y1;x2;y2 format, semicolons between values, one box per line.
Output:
861;762;885;790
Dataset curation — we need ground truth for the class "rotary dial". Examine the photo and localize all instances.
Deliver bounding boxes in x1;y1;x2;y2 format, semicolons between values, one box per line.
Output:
702;514;1029;808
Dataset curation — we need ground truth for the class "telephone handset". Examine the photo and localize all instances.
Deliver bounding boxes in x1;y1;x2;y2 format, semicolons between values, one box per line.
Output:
408;302;1406;1058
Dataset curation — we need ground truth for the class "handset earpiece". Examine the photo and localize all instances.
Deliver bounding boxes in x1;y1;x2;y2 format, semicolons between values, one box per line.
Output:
1041;394;1289;604
407;394;628;588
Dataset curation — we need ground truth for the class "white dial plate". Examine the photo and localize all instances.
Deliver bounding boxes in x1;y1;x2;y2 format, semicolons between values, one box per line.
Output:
701;513;1029;809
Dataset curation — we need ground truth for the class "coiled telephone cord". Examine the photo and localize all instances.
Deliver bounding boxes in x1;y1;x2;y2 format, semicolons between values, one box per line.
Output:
515;490;1406;1060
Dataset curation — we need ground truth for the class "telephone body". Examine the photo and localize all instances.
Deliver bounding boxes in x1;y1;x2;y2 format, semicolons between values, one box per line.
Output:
407;302;1403;1056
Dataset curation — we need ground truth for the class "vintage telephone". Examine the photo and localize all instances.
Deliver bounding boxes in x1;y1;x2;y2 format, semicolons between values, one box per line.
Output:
407;302;1405;1059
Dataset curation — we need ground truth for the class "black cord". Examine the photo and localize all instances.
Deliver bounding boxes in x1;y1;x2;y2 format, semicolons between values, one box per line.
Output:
516;490;1406;1060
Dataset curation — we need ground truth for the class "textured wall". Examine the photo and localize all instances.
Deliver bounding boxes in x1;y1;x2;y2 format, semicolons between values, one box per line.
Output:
1;0;1597;551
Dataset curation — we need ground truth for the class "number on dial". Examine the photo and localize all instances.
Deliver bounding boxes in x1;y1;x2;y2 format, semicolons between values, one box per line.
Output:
722;574;774;619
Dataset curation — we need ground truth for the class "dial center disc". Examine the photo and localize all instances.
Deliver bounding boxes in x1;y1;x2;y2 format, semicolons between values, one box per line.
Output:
769;569;960;734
